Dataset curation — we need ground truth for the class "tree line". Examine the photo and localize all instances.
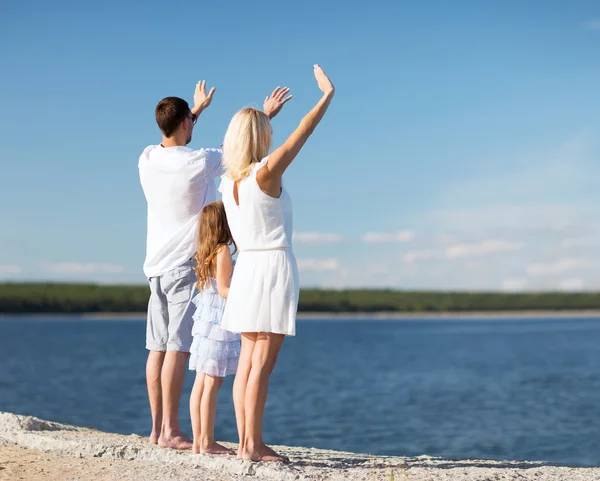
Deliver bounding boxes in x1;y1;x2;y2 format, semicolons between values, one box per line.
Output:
1;283;599;314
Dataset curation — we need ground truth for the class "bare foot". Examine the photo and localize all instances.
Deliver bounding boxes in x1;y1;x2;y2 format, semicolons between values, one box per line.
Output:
200;442;235;455
158;433;193;450
149;431;159;445
242;444;289;463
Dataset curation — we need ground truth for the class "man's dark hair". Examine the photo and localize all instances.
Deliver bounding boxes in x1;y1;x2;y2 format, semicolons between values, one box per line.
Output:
155;97;191;137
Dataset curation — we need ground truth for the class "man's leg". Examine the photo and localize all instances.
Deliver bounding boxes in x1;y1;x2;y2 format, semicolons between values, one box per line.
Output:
158;350;192;449
158;259;197;450
146;350;165;444
145;277;169;444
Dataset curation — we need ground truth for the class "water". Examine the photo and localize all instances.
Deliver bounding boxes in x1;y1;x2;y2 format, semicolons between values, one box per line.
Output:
1;316;600;466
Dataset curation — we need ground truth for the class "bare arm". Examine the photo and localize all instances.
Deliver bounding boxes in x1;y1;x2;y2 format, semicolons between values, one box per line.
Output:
258;65;334;196
191;80;216;117
215;245;233;299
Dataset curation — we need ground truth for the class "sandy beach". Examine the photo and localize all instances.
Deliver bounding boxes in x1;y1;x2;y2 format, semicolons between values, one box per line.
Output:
1;412;599;481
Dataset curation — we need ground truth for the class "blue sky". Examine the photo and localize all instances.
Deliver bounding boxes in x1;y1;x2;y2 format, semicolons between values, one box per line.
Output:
1;0;599;290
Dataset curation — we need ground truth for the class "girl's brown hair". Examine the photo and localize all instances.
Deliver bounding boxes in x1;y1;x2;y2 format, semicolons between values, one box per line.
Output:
194;201;236;290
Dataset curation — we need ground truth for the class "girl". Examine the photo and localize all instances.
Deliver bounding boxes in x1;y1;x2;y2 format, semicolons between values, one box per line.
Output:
189;201;240;455
219;65;335;462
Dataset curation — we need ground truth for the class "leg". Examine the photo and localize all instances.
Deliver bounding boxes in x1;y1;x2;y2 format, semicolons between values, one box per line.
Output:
190;371;205;454
241;333;288;463
159;259;197;449
199;375;233;454
158;350;193;449
233;333;257;458
146;350;165;444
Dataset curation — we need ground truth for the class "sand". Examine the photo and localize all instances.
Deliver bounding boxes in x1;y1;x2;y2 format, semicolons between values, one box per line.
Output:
1;412;599;481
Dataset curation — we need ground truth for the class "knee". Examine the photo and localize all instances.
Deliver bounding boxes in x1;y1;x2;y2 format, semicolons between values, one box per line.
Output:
205;375;223;388
252;352;278;374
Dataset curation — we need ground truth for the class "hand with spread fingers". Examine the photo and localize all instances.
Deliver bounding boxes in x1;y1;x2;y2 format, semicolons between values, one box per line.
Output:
263;86;293;119
192;80;216;115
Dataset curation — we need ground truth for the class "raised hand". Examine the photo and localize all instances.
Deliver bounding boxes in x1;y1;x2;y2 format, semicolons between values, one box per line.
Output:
193;80;216;113
263;86;293;119
314;65;334;96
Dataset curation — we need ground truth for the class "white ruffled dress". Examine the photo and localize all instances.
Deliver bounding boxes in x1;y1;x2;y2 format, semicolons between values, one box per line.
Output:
189;278;241;377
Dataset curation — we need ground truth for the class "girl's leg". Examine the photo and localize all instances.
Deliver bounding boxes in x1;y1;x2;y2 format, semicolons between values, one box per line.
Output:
199;374;233;454
190;372;205;454
233;333;257;458
241;332;287;463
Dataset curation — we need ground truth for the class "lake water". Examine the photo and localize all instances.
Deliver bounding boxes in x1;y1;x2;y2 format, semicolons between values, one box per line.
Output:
1;316;600;466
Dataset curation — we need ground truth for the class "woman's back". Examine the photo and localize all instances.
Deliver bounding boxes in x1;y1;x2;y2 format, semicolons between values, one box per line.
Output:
220;158;293;252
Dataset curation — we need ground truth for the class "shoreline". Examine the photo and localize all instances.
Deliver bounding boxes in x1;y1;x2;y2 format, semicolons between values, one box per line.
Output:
1;412;599;481
1;309;600;320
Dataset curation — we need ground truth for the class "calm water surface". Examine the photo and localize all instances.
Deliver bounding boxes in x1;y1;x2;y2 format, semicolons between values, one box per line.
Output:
1;316;600;466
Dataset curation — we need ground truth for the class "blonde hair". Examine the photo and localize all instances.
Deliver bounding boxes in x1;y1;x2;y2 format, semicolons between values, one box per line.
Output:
223;108;272;181
194;201;236;291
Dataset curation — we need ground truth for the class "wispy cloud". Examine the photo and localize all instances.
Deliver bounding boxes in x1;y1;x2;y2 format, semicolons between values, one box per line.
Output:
559;278;586;291
363;231;415;243
43;262;126;274
446;240;523;259
501;278;529;292
293;232;343;243
297;258;340;271
0;265;21;274
403;250;438;263
584;19;600;30
526;258;590;277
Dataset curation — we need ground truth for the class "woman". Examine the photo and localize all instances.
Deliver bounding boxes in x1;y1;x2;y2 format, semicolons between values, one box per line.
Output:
219;65;335;462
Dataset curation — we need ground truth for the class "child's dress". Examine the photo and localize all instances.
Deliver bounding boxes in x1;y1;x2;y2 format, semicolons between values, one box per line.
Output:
189;277;241;377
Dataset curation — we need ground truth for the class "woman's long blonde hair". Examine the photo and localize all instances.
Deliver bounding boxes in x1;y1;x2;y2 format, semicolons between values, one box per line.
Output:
194;201;236;291
223;108;272;181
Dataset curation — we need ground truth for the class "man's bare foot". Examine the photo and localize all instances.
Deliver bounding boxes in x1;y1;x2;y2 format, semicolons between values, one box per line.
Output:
241;443;289;463
194;442;235;455
158;433;193;450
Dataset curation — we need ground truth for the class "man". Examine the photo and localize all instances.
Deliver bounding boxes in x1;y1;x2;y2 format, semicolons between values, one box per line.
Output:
139;80;291;449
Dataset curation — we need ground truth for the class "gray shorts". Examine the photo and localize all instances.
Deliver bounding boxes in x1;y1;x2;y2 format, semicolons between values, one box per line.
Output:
146;258;197;352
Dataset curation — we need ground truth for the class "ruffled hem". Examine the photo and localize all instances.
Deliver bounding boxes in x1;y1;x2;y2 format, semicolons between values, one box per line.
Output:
189;337;240;377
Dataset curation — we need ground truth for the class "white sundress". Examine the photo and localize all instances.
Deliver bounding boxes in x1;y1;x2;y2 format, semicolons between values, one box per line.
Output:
219;157;300;336
189;277;241;377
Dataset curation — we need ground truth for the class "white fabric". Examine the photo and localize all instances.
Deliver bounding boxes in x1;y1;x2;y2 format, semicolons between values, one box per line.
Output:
139;145;223;278
220;158;299;336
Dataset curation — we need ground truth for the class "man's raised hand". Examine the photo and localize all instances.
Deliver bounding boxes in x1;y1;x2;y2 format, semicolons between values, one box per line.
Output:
263;86;292;119
193;80;216;113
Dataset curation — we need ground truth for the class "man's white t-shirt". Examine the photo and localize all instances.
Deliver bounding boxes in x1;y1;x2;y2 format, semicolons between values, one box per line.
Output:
139;145;224;278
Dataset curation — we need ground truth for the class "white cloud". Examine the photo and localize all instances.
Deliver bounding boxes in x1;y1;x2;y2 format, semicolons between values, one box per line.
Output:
293;232;343;243
404;250;438;263
0;265;21;274
297;258;340;271
584;19;600;30
526;258;590;277
446;240;522;259
559;278;585;291
363;231;415;243
560;237;594;249
43;263;126;274
501;278;529;292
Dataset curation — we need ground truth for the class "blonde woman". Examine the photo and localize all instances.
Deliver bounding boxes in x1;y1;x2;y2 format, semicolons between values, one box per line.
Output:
219;65;335;462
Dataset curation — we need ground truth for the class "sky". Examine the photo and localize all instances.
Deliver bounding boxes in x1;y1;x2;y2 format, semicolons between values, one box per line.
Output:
1;0;599;291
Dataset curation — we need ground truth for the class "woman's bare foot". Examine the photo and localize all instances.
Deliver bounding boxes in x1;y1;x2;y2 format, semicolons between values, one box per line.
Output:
241;443;289;463
158;433;193;450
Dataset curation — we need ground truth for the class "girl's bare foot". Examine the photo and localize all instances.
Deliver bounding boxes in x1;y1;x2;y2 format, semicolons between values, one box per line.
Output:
158;433;193;450
241;443;289;463
201;442;235;455
149;431;159;445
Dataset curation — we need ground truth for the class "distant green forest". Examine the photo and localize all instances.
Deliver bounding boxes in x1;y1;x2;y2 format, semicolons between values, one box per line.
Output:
1;283;599;314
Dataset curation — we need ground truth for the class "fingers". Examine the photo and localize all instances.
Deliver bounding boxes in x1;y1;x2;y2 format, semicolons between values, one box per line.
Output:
270;86;281;98
207;87;216;99
276;87;290;101
281;95;293;104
